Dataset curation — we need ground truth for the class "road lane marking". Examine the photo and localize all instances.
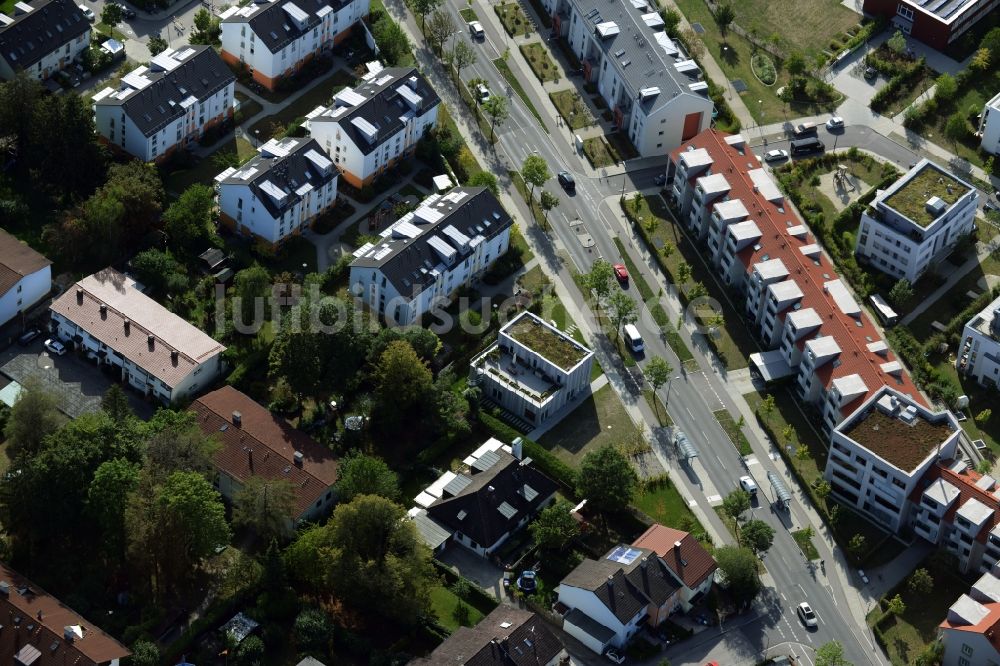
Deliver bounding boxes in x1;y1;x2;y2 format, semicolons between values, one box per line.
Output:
780;592;787;601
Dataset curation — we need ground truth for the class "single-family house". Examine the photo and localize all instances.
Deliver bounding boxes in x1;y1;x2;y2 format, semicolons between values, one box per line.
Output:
632;524;718;611
0;228;50;328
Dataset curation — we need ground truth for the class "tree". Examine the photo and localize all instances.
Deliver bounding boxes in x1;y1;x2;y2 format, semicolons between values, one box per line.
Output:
373;340;433;434
847;533;867;560
482;94;509;142
451;578;471;625
722;489;751;525
4;377;61;461
978;458;994;474
521;154;550;201
426;9;457;56
607;290;638;338
236;635;265;666
190;8;222;45
144;411;219;480
644;357;673;416
661;8;681;37
815;480;832;502
715;545;762;603
539;189;560;226
786;51;808;77
529;499;580;551
411;0;442;29
101;384;132;424
944;112;969;143
101;3;123;28
935;73;958;102
888;278;914;308
336;451;400;502
584;259;615;307
468;170;499;194
132;249;186;296
451;39;477;80
887;29;907;54
163;184;215;252
886;593;906;617
907;567;933;596
234;476;297;542
577;445;638;517
130;640;159;666
795;444;812;464
976;408;993;423
815;640;852;666
971;46;993;71
293;608;333;654
676;261;691;289
372;15;411;66
741;519;775;555
713;3;736;38
148;35;168;56
760;394;776;418
87;458;141;557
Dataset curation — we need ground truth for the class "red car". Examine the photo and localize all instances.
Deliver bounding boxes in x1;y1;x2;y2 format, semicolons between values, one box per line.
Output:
613;263;629;283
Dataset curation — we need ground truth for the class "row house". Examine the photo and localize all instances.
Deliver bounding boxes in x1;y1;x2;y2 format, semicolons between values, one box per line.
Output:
349;186;511;325
669;129;921;436
92;46;235;163
307;66;439;188
216;136;338;246
219;0;368;90
0;0;90;81
541;0;714;157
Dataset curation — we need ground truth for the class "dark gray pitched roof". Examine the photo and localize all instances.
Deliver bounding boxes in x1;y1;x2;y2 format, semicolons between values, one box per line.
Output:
622;556;680;607
0;0;89;70
219;136;336;219
96;46;234;138
563;608;616;645
561;545;676;624
222;0;354;53
310;67;439;155
425;450;558;552
351;187;512;299
411;607;565;665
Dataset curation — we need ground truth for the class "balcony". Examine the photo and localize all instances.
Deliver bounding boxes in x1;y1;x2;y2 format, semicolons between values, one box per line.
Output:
471;345;562;408
913;518;939;543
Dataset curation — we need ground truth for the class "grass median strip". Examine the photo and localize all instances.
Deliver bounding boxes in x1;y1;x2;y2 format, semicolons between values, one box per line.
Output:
492;57;546;129
792;529;820;560
713;409;752;456
612;238;669;328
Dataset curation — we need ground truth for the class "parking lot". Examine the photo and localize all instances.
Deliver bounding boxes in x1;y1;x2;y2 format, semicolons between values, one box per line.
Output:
0;339;152;419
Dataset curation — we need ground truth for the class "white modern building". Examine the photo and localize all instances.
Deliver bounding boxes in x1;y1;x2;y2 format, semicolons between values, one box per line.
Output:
470;311;594;428
856;159;978;282
307;66;439;188
219;0;368;91
92;46;235;163
349;186;512;324
49;268;227;404
541;0;714;156
979;92;1000;156
940;568;1000;666
957;292;1000;390
0;0;90;81
0;229;50;328
216;136;337;246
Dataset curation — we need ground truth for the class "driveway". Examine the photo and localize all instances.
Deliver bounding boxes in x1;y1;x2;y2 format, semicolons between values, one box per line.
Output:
0;341;152;419
436;545;506;599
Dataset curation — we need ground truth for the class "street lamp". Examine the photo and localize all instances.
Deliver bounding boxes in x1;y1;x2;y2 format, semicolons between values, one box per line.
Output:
569;111;575;137
664;375;682;404
758;100;765;142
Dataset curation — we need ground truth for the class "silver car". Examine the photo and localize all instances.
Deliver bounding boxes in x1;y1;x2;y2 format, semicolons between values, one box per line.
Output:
797;602;818;628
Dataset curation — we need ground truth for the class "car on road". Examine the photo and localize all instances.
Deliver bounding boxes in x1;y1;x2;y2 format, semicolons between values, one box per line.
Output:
797;602;819;628
793;122;817;137
109;2;136;19
557;170;575;191
613;263;629;283
468;21;485;39
44;338;66;356
739;475;758;496
763;149;789;163
476;83;491;104
605;649;626;664
826;116;845;130
17;327;41;346
78;4;95;21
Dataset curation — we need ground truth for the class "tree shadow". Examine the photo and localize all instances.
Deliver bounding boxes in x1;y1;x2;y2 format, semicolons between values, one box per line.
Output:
719;41;741;67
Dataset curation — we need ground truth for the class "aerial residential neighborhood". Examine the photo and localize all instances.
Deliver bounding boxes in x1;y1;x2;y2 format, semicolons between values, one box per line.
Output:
3;0;1000;663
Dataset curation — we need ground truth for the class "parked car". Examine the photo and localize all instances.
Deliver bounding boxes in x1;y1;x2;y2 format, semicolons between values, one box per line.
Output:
557;170;575;191
797;602;819;628
44;338;66;356
864;66;877;81
78;4;95;21
613;263;629;283
826;116;845;130
605;649;626;664
763;149;788;162
516;570;537;593
468;20;484;39
793;122;817;137
17;327;41;346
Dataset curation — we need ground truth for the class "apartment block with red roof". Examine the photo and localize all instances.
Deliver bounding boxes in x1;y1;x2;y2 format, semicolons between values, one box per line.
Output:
668;129;920;436
941;592;1000;666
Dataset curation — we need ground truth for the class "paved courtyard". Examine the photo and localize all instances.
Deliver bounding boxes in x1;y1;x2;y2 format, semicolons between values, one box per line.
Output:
435;545;506;600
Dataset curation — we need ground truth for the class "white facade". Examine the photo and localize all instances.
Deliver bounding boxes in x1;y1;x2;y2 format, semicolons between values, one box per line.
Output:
0;0;90;81
0;264;49;328
92;47;235;162
980;91;1000;156
216;136;337;245
856;159;978;282
219;0;367;88
958;293;1000;390
558;584;643;649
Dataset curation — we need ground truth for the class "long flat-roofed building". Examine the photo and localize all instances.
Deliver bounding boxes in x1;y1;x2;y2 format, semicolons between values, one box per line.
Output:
862;0;997;50
957;291;1000;389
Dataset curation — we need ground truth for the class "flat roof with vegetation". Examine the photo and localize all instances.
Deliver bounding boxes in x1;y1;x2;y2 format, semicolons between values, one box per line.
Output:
505;313;589;371
842;408;954;472
882;164;970;228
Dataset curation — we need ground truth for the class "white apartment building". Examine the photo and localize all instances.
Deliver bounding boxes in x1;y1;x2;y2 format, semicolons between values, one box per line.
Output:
349;186;512;324
856;159;978;282
958;292;1000;389
49;268;227;404
541;0;714;157
979;91;1000;156
0;0;90;81
216;136;337;246
92;46;235;163
0;229;50;329
307;66;439;188
219;0;368;91
669;130;920;436
470;311;595;428
940;568;1000;666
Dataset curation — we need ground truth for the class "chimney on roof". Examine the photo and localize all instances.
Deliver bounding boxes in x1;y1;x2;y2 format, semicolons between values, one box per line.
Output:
171;350;179;364
294;451;304;466
36;611;41;621
124;318;130;334
0;581;8;597
245;447;254;472
99;303;107;317
606;575;614;586
147;334;154;350
232;411;242;427
674;540;683;551
641;556;648;569
76;288;83;304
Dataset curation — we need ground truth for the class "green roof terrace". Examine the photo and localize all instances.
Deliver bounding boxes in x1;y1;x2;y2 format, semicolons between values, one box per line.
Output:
881;162;972;228
504;312;590;372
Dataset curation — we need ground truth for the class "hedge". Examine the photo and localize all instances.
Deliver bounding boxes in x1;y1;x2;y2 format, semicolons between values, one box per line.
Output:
478;411;578;491
869;56;927;114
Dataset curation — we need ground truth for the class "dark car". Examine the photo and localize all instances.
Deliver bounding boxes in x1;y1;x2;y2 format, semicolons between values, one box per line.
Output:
864;66;877;81
17;327;41;346
557;170;575;191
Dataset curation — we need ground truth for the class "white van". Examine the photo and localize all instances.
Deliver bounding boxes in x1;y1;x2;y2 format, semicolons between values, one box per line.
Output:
623;324;644;353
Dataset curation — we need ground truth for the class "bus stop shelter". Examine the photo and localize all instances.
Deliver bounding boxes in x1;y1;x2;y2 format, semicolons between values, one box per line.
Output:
767;471;792;509
673;431;699;464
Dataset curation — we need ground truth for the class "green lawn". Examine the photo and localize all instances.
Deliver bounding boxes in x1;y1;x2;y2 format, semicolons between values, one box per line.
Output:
549;90;592;130
792;529;820;560
249;68;356;140
538;385;636;468
429;586;485;632
495;2;532;38
634;475;703;532
235;90;263;123
643;390;672;427
459;7;477;22
0;0;15;14
520;42;561;84
270;235;318;274
932;359;1000;458
606;132;639;161
908;253;1000;339
582;136;619;169
492;57;546;128
160;135;256;196
720;0;861;64
713;409;751;456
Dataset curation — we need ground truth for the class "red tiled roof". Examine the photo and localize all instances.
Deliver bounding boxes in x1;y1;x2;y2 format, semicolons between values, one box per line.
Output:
189;386;338;518
632;524;717;590
940;600;1000;654
0;560;130;666
672;130;922;412
915;461;1000;544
